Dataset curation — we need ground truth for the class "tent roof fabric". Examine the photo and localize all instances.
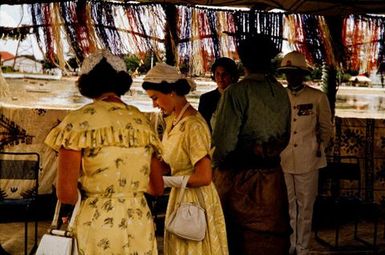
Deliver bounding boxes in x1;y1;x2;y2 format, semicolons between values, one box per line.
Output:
0;51;15;62
2;0;385;16
140;0;385;15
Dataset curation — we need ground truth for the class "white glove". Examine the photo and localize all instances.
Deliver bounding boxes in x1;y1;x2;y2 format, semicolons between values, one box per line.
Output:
163;176;189;188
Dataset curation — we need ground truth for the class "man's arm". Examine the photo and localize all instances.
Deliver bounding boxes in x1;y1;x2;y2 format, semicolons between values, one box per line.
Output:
212;88;243;168
318;93;333;146
198;93;211;125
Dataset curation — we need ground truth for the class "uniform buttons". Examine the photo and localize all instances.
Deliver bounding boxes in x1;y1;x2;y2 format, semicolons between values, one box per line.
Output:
293;131;297;134
294;144;298;147
293;118;297;122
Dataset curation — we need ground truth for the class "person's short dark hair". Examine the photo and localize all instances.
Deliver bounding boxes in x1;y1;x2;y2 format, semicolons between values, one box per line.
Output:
142;79;191;96
77;58;132;99
237;34;279;73
211;57;239;83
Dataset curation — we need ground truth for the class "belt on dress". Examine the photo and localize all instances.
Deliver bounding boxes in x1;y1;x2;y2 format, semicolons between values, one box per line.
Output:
83;192;144;199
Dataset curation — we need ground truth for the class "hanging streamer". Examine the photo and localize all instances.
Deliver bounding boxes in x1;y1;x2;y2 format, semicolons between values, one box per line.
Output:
42;4;55;64
22;2;385;76
123;4;165;62
177;5;192;71
343;15;385;73
233;10;283;54
318;17;338;68
30;3;44;54
52;3;65;70
59;2;84;61
91;2;122;54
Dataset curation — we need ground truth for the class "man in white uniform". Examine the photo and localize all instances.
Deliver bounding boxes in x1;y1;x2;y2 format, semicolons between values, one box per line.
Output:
279;51;333;255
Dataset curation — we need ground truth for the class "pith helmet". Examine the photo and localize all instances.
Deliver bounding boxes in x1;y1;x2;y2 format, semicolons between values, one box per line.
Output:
278;51;312;74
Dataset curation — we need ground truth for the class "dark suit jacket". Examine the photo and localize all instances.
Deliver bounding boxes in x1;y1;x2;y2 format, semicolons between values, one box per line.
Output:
198;88;221;131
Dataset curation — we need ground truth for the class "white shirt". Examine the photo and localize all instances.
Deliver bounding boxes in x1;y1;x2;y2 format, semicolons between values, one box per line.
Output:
280;85;333;174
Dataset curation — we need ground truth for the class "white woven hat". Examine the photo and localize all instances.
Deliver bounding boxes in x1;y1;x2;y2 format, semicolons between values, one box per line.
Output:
278;51;312;73
144;63;183;83
80;49;127;75
144;63;196;90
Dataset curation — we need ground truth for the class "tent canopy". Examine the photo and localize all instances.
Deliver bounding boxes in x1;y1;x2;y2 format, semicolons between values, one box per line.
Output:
140;0;385;16
2;0;385;16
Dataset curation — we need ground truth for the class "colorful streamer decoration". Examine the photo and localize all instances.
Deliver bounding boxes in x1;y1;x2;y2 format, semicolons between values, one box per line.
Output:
233;10;284;55
177;6;231;76
343;14;385;74
20;1;385;75
285;14;337;70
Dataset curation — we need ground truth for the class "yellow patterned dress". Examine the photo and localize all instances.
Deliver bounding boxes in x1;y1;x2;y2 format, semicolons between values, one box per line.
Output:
45;100;162;255
162;113;228;255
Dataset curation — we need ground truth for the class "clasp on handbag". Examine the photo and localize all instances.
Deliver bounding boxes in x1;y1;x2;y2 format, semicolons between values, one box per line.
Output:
49;229;74;237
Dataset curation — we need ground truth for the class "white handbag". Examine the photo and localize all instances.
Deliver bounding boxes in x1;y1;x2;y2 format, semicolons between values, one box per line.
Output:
165;176;207;241
36;190;81;255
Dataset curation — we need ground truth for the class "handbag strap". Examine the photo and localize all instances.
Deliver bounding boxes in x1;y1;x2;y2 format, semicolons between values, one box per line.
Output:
51;189;82;232
195;188;205;209
175;176;189;206
175;176;205;209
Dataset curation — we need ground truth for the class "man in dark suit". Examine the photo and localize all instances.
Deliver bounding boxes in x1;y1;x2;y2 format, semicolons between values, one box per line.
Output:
198;57;239;130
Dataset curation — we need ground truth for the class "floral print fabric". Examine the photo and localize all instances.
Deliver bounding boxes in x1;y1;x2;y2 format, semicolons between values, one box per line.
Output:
45;100;162;255
162;113;228;255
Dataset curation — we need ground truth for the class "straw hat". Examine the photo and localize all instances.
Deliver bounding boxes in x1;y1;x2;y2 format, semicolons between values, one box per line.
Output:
278;51;312;74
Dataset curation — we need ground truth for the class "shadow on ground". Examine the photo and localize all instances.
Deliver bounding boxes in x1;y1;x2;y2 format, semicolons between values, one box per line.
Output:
1;194;385;255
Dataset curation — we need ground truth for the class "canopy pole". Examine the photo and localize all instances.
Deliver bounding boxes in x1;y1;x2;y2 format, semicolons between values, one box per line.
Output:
163;4;178;66
323;16;346;119
321;64;337;118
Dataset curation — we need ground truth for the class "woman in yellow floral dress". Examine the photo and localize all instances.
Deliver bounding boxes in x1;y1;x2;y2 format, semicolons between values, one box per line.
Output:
142;63;228;255
45;50;164;254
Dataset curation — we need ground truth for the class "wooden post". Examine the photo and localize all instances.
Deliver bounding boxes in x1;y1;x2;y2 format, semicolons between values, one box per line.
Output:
163;4;178;66
323;16;347;118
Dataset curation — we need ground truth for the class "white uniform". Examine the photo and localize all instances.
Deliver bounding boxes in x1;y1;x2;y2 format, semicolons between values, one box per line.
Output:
280;85;333;255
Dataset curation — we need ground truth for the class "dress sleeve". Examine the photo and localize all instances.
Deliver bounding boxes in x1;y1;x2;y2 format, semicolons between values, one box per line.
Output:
44;113;82;151
185;119;211;166
45;108;164;155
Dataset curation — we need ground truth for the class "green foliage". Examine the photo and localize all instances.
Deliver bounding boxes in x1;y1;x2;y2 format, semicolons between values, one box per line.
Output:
272;55;283;78
321;64;329;92
124;54;141;74
310;66;322;80
340;72;352;82
345;69;359;76
137;52;158;75
41;58;56;70
67;57;79;71
143;52;158;72
1;66;15;73
179;62;189;75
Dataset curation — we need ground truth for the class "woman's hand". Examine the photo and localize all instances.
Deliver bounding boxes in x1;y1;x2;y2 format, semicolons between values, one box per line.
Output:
163;176;186;187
